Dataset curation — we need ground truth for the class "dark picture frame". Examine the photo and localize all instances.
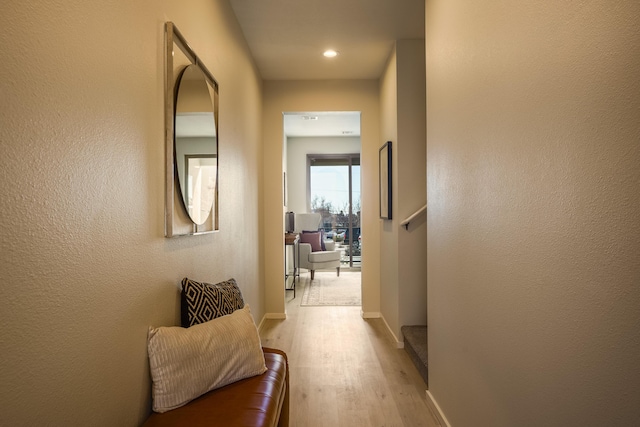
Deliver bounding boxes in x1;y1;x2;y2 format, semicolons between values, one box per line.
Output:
283;172;287;206
184;155;218;226
379;141;392;219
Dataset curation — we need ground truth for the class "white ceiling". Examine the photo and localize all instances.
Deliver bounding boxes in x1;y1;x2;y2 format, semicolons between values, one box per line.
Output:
175;113;216;137
229;0;424;137
283;112;361;137
229;0;425;81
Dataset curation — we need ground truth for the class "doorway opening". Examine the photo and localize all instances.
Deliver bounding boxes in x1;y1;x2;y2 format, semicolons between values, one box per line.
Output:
283;111;362;274
308;154;361;268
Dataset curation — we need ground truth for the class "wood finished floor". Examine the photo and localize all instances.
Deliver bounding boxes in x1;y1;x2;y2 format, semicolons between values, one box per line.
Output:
260;274;441;427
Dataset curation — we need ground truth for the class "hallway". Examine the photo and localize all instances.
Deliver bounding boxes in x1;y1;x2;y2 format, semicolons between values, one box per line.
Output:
259;278;439;427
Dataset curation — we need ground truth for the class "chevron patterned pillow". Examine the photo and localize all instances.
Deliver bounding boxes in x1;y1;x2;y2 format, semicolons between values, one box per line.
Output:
180;278;245;327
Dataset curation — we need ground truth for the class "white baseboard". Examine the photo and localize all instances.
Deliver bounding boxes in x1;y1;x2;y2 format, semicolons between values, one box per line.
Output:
258;312;286;332
264;312;287;319
426;390;451;427
381;315;404;348
360;310;381;319
361;311;404;348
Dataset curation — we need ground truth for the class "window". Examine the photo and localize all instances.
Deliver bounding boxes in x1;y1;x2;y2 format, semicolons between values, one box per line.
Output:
308;155;361;267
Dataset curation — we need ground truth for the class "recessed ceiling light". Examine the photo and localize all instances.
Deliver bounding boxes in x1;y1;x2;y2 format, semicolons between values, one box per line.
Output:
323;50;339;58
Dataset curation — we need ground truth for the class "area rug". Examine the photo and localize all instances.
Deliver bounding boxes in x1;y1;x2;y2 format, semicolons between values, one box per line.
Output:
300;271;361;306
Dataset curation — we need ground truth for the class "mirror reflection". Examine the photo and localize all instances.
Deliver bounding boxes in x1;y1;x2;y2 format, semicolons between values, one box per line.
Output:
174;64;218;226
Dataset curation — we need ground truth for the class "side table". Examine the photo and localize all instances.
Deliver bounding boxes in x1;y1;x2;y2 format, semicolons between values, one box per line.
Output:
284;233;299;297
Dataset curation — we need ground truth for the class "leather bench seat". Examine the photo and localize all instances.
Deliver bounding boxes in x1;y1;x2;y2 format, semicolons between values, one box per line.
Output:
144;348;289;427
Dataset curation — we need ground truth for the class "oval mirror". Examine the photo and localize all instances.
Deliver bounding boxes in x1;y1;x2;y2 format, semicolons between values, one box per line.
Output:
174;64;218;226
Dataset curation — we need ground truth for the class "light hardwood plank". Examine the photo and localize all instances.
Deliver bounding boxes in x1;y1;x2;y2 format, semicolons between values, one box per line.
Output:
260;275;441;427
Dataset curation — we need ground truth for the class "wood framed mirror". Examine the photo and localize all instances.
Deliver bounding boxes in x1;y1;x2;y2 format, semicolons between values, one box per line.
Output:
165;22;219;237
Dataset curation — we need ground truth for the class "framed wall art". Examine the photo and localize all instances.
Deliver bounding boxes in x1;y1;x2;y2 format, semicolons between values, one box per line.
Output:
379;141;392;219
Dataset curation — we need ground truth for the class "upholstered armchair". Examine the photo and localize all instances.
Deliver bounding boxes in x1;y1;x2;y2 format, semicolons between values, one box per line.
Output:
294;213;341;280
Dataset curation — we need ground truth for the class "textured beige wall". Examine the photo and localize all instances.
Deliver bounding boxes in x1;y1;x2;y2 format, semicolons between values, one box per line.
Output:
262;80;381;316
379;41;427;343
379;47;401;337
426;0;640;425
396;40;427;332
0;0;263;425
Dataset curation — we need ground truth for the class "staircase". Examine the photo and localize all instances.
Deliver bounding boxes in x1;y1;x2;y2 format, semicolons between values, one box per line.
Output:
401;325;428;385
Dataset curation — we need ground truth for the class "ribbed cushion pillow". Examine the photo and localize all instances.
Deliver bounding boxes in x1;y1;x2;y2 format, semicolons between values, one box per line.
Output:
147;305;267;413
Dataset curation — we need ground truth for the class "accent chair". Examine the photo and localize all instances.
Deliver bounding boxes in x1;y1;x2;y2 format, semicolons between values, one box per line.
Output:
294;213;341;280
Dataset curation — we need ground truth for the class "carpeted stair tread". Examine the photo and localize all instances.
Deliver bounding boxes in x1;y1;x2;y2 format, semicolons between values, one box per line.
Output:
401;325;428;385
